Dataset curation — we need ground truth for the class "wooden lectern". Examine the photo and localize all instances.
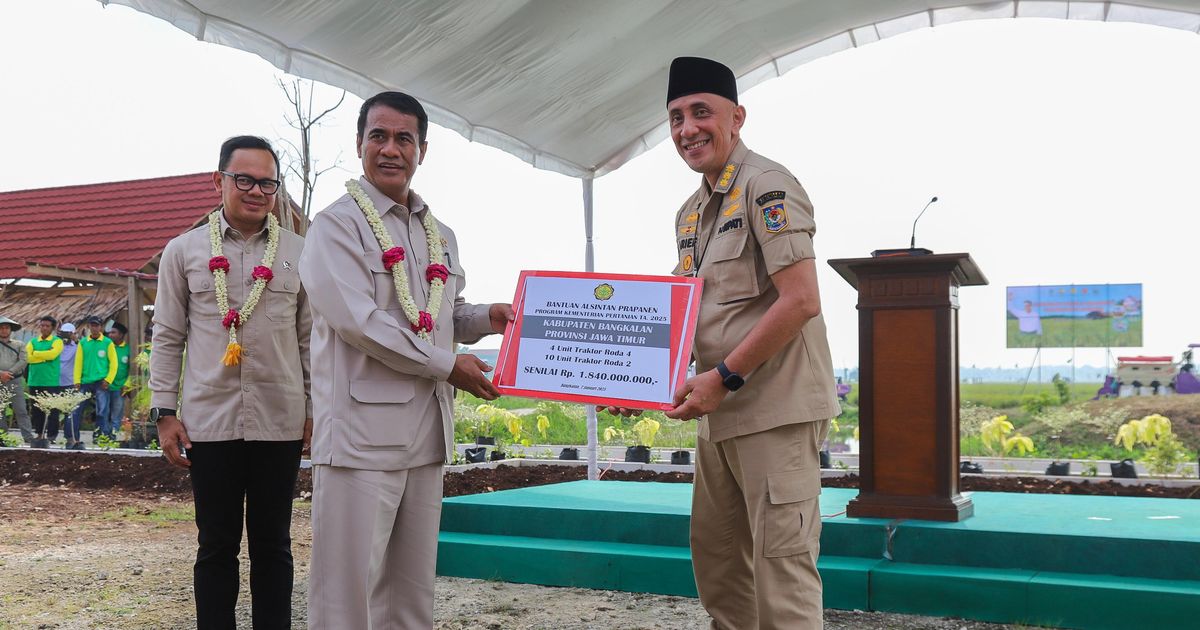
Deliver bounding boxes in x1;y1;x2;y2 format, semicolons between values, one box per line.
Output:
828;252;987;522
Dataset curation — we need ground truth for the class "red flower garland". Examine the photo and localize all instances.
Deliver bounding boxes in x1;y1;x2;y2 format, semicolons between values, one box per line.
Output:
382;246;406;271
410;310;434;334
222;309;241;329
251;265;274;282
209;256;231;273
426;263;450;283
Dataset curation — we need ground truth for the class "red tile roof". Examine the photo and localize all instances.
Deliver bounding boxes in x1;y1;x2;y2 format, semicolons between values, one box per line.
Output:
0;173;219;280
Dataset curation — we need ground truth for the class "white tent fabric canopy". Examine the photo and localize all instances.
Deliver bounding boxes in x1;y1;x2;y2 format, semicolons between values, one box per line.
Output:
106;0;1200;178
106;0;1200;477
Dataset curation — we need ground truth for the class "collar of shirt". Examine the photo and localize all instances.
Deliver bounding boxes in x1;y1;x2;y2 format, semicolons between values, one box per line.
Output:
218;207;269;242
699;139;750;196
358;176;428;219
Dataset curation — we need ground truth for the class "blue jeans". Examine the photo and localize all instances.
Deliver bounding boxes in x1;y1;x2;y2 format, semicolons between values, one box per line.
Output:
104;388;125;440
71;381;109;442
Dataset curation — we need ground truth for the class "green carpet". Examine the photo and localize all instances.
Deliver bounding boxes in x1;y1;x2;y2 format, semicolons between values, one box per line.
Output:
438;481;1200;628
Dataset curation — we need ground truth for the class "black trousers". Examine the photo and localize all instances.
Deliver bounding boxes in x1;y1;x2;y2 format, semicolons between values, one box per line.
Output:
29;385;61;441
187;439;302;630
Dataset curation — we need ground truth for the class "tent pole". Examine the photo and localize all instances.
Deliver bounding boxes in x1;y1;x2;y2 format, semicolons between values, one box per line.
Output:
583;176;599;481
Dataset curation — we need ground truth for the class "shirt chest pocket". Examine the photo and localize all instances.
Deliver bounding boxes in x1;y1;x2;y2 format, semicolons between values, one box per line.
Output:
364;252;399;309
264;275;300;322
186;272;220;320
441;256;465;307
702;232;761;304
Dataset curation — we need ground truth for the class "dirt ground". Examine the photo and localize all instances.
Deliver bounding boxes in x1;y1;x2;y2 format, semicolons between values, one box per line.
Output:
0;485;1018;630
3;450;1198;499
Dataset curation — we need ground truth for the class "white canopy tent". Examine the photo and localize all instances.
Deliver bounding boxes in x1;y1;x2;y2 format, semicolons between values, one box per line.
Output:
105;0;1200;477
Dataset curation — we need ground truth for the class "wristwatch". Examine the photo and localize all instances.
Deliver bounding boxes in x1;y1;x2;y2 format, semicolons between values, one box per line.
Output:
150;407;177;423
715;362;745;392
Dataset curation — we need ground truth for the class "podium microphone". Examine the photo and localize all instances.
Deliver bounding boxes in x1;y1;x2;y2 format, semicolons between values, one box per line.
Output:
910;196;938;249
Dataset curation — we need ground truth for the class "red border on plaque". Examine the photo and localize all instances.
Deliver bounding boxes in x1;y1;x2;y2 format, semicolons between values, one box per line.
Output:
492;270;703;411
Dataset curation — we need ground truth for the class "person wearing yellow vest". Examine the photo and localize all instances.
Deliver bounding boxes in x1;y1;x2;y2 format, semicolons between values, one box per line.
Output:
73;316;117;445
25;315;64;445
104;323;132;442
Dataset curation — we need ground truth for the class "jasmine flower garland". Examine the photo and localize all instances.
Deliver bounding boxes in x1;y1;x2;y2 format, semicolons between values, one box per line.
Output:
207;209;280;366
346;180;448;342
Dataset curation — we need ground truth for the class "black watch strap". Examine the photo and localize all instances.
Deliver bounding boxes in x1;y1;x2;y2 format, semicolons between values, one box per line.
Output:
716;362;745;391
151;407;177;422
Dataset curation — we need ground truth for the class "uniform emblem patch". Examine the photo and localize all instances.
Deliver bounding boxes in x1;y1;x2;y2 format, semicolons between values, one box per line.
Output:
685;212;699;223
679;224;696;236
682;254;693;272
755;190;786;206
722;202;741;217
762;203;788;232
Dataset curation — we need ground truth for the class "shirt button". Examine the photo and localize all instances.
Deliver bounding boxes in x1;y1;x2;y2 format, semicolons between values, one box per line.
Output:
243;385;251;392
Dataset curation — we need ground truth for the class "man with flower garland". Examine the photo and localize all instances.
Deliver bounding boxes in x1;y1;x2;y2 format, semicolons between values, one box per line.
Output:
300;91;514;629
150;135;311;629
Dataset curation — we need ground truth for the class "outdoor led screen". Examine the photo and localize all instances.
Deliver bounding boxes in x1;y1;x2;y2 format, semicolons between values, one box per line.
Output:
1006;284;1143;348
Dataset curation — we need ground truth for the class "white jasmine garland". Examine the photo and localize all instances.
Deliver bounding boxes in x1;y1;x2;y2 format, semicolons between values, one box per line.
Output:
346;180;446;342
207;209;280;365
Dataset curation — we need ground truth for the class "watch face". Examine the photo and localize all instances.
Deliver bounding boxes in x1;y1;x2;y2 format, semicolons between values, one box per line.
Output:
725;374;745;391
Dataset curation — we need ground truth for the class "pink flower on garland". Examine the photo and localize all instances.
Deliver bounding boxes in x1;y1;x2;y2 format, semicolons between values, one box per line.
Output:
208;256;231;273
426;263;450;283
251;265;274;282
382;246;406;271
410;311;434;334
222;309;241;329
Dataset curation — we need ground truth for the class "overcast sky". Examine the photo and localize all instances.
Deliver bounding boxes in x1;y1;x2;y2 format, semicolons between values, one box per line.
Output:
3;0;1198;374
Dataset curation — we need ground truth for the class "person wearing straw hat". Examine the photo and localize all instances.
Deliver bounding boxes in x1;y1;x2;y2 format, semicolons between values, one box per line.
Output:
661;56;839;629
0;315;33;444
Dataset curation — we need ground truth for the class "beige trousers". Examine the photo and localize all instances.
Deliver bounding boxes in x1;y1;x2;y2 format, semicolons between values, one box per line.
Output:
691;420;830;630
308;463;444;630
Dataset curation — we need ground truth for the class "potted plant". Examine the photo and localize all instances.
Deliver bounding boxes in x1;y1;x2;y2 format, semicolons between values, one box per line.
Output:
27;389;90;449
979;414;1035;468
1112;414;1188;479
625;417;660;463
1045;461;1071;476
464;446;488;463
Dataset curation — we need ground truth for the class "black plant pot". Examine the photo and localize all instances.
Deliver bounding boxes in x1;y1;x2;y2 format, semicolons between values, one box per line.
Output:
30;438;51;449
670;450;691;465
625;446;651;464
464;447;487;463
960;461;984;474
558;447;579;460
490;449;507;461
819;450;832;469
475;436;496;446
1045;461;1071;476
1110;459;1138;479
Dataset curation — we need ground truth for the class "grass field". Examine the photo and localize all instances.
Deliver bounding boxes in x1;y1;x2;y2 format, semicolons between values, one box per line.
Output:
1006;316;1142;348
959;382;1100;408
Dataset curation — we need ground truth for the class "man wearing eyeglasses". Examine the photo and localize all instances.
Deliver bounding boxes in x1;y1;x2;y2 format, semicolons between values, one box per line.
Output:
150;135;312;629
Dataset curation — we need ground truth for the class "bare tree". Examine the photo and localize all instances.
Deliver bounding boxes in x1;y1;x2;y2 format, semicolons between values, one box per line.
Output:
277;78;346;228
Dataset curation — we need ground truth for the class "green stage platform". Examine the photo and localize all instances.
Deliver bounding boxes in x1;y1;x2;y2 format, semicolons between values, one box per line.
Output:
437;481;1200;629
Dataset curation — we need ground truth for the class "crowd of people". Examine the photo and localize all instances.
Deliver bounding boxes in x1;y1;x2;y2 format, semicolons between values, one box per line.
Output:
0;314;137;449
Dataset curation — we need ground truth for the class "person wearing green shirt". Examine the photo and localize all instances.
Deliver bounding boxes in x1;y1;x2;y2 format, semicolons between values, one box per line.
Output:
104;323;132;442
25;315;64;444
73;316;117;444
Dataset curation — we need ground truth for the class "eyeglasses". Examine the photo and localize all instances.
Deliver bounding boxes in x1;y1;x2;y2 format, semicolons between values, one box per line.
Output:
219;171;281;195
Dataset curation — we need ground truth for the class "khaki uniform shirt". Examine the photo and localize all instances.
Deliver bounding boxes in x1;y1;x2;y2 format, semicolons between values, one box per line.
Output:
672;141;840;443
299;177;493;472
150;212;312;441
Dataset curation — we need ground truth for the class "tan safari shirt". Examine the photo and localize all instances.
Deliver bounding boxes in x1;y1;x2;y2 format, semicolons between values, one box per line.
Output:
150;211;312;441
299;177;494;472
672;140;840;443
